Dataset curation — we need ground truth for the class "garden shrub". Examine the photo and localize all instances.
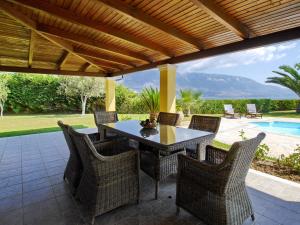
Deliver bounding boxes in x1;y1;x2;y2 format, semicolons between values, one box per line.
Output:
6;74;80;113
269;99;298;111
279;145;300;172
190;98;299;115
2;73;298;114
239;130;270;161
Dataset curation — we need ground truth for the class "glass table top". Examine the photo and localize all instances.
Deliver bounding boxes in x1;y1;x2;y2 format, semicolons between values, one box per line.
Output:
101;120;213;146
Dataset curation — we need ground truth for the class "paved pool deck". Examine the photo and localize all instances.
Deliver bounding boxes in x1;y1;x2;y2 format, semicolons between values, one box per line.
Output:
182;117;300;158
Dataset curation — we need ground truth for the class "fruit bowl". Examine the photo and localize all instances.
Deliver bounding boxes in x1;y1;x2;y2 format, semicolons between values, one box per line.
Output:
140;119;157;129
140;128;158;138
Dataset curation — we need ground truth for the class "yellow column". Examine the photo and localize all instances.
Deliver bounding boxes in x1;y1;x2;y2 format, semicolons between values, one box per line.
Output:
159;64;176;113
105;79;116;112
159;125;176;145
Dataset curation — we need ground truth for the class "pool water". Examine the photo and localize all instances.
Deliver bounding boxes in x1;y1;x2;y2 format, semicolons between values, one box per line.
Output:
251;121;300;137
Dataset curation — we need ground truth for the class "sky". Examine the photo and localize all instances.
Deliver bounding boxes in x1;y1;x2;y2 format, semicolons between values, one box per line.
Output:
176;39;300;84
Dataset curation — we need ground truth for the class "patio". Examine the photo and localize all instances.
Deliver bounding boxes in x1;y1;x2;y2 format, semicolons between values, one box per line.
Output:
1;0;300;225
0;129;299;225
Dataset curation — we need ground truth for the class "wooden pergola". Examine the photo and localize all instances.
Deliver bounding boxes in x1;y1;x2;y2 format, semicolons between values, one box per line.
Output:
0;0;300;111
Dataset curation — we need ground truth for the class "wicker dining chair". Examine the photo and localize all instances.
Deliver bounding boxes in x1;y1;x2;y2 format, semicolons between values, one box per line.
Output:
68;127;140;225
58;120;101;195
186;115;221;160
93;110;122;140
157;112;180;126
176;132;266;225
140;112;182;199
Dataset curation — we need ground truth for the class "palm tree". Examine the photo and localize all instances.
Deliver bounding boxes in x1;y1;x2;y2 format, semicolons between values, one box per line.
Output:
140;87;160;121
178;89;202;116
266;63;300;113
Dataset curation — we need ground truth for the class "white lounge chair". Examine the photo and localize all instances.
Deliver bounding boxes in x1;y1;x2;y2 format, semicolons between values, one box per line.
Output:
246;104;262;118
224;104;240;118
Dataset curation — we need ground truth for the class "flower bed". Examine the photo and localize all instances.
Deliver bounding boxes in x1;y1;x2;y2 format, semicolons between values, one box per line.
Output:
251;160;300;183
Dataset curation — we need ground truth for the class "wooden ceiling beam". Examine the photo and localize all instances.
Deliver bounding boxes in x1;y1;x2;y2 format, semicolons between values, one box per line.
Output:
98;0;204;49
79;63;91;72
28;30;35;68
73;47;135;67
111;27;300;76
37;24;152;63
84;57;122;71
0;1;107;73
56;51;69;70
9;0;173;57
189;0;253;38
0;66;106;77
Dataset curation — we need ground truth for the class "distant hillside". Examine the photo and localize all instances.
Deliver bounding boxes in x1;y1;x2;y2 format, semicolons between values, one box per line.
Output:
121;70;297;99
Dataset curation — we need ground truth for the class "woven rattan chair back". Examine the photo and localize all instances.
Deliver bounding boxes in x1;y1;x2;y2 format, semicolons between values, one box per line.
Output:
94;110;118;125
157;112;180;126
222;133;266;193
57;121;83;193
58;121;78;157
68;126;139;224
68;126;100;178
188;115;221;133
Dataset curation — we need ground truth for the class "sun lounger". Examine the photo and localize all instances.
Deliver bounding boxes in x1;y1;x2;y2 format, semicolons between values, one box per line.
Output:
224;104;240;118
246;104;263;118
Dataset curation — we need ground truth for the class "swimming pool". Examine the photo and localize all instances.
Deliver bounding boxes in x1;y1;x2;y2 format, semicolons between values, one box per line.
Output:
251;121;300;137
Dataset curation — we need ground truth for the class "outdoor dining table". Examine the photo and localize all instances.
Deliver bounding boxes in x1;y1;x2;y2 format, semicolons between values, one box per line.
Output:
98;120;215;158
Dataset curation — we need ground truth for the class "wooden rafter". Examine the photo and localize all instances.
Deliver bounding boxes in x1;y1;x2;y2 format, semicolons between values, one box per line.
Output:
0;66;105;77
9;0;173;57
56;51;69;70
111;27;300;76
0;1;107;72
79;63;91;72
73;48;135;67
28;30;35;68
98;0;204;49
37;24;152;63
189;0;253;38
84;56;123;71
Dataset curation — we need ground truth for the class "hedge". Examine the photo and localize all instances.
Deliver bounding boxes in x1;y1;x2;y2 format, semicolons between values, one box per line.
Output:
190;99;299;114
3;74;299;114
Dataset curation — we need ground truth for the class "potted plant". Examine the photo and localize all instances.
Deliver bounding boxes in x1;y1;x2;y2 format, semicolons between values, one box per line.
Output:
140;87;160;122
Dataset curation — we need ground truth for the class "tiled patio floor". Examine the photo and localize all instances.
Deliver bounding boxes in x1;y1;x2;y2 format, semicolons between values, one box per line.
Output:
0;129;300;225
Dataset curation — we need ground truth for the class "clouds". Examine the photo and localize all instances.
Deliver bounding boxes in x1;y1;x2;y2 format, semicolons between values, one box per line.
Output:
177;42;297;74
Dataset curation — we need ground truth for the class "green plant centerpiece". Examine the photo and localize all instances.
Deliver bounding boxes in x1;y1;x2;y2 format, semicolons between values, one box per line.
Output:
140;86;160;125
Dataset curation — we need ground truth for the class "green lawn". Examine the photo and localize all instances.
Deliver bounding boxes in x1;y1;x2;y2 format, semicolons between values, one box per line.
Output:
264;110;300;118
0;113;231;149
0;113;147;137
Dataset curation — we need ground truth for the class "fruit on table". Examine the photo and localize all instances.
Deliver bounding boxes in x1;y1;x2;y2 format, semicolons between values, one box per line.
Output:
140;119;157;128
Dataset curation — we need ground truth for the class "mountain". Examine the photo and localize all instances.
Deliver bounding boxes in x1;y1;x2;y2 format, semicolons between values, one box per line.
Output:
120;70;297;99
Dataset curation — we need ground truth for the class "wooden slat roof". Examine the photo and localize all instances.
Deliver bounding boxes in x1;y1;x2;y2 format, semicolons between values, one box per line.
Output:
0;0;299;77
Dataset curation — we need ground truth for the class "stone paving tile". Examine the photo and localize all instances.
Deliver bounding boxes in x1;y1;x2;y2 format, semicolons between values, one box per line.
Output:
0;184;23;200
23;177;51;193
0;175;23;188
22;187;55;206
0;131;300;225
0;208;23;225
0;194;23;214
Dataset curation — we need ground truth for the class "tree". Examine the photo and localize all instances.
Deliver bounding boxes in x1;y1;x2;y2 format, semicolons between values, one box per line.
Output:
59;76;104;115
178;89;203;116
0;74;10;118
140;87;160;121
266;64;300;113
